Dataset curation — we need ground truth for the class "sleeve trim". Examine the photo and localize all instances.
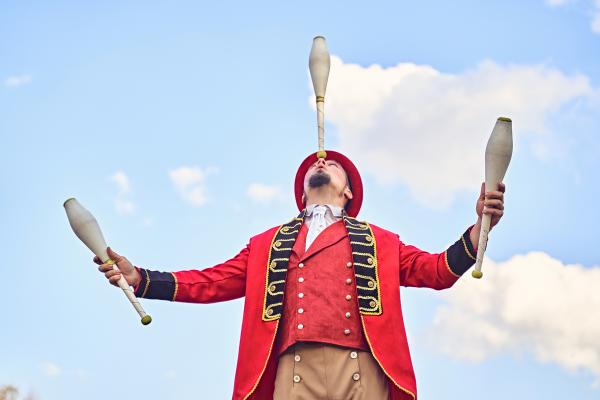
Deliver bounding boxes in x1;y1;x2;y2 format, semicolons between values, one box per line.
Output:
141;269;151;298
443;250;461;278
461;235;477;261
171;272;179;301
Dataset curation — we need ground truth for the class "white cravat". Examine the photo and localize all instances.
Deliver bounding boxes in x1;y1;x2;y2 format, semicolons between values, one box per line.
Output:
305;204;343;251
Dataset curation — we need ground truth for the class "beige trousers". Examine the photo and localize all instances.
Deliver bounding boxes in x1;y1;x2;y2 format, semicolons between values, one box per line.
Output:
273;343;390;400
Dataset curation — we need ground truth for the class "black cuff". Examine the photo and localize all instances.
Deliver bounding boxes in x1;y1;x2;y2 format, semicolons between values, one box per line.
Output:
445;227;478;276
134;268;177;301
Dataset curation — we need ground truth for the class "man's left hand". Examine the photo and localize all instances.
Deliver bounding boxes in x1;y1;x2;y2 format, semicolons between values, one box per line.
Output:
470;182;506;249
476;182;505;229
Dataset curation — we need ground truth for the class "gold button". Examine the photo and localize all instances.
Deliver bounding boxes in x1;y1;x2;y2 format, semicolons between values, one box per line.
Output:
269;284;276;292
345;294;352;301
345;312;351;318
369;300;377;308
293;374;301;383
270;261;277;268
274;241;282;247
298;293;304;299
298;263;305;269
368;281;375;288
297;324;304;330
298;308;304;314
352;373;360;381
298;277;305;283
344;329;351;335
365;235;372;242
346;278;352;285
282;227;289;232
266;309;273;316
350;351;358;359
294;354;301;362
346;262;352;268
367;258;373;265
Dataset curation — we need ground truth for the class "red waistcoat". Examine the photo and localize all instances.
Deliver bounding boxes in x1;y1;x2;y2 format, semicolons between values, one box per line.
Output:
274;220;369;355
135;214;478;400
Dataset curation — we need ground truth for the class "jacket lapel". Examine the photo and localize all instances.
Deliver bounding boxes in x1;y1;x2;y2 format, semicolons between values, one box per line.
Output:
300;220;348;262
291;223;308;260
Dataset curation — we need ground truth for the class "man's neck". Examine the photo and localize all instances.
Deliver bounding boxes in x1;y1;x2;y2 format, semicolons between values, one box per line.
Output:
305;192;345;209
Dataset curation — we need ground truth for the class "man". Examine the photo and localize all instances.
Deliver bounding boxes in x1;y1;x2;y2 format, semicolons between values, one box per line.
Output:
98;150;505;400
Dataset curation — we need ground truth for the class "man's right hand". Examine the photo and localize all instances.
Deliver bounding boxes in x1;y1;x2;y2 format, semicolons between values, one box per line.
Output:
94;247;142;288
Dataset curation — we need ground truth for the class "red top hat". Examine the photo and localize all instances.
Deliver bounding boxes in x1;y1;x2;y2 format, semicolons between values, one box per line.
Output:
294;150;364;217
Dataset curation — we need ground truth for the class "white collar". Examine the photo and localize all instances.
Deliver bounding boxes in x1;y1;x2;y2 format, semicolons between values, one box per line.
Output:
305;204;344;218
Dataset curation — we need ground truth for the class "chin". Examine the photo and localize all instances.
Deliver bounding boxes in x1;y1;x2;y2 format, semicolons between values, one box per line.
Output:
308;171;331;188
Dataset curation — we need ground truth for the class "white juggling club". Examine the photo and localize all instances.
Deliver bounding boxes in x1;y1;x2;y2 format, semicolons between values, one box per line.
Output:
472;117;513;279
64;198;152;325
309;35;330;158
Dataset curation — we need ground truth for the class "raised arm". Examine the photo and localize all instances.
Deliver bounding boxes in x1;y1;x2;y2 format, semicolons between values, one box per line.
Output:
399;181;506;289
399;227;478;289
96;245;249;304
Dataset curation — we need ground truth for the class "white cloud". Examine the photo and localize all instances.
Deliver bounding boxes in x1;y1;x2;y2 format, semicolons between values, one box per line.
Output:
41;361;61;377
429;252;600;379
321;56;594;207
109;171;135;215
545;0;600;33
246;183;284;204
110;171;130;192
4;74;32;87
169;166;217;206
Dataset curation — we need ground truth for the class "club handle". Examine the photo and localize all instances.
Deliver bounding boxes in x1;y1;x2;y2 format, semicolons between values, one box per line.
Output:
472;214;491;279
108;260;152;325
316;100;325;152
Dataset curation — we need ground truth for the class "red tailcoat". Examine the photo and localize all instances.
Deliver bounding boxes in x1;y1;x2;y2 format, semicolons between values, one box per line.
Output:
135;214;477;400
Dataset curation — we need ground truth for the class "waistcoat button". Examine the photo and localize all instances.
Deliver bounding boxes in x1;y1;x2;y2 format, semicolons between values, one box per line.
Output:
293;375;301;383
345;294;352;301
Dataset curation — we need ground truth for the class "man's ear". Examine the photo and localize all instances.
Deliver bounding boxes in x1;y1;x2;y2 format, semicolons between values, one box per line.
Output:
302;192;306;204
344;186;354;201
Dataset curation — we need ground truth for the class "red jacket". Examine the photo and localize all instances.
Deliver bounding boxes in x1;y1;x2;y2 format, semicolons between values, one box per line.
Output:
135;213;477;400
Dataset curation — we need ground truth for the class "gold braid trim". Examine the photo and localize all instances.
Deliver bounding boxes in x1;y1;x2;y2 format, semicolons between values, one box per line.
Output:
362;223;382;315
171;272;179;301
461;235;477;261
242;320;280;400
262;225;284;321
141;269;151;298
444;251;460;278
360;315;416;400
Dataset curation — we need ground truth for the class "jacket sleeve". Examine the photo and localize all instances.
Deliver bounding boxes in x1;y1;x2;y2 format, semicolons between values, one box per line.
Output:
399;227;477;289
133;244;249;303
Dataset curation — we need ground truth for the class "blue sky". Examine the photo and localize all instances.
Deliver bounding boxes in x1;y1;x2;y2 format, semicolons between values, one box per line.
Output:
1;1;600;399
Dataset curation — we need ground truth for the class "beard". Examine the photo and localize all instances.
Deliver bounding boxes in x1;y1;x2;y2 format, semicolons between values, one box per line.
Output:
308;170;331;188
